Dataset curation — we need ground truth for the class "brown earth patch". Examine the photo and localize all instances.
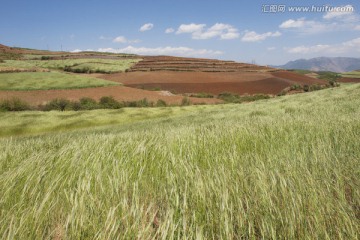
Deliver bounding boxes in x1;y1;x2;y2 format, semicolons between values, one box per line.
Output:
271;71;327;85
338;77;360;83
98;71;326;95
0;86;221;106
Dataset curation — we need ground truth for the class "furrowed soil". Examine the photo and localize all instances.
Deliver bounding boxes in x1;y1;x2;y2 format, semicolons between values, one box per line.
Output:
0;85;222;106
100;71;327;95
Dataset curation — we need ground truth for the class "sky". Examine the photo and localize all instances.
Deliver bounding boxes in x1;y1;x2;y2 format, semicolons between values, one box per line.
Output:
0;0;359;65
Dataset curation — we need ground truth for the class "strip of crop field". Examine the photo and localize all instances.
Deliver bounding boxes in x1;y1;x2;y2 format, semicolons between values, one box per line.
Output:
0;72;119;90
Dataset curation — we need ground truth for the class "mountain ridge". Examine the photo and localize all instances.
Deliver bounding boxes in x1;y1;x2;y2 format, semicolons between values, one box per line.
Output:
276;57;360;73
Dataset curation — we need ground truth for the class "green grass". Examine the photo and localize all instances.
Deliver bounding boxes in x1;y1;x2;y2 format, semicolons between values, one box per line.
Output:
289;69;341;81
0;84;359;239
0;58;140;73
0;72;119;90
342;71;360;78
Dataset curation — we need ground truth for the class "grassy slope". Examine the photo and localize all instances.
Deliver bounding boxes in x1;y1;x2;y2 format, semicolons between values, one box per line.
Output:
0;59;140;73
0;84;359;239
0;72;119;90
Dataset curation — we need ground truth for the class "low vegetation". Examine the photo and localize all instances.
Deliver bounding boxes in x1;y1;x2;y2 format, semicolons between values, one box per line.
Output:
0;97;170;112
289;69;341;82
0;72;119;90
218;92;271;103
342;70;360;78
0;84;359;238
0;58;141;73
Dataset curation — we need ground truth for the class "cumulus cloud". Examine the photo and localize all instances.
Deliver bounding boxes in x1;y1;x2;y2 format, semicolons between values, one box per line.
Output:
139;23;154;32
285;37;360;54
93;46;223;57
113;36;140;44
241;31;281;42
176;23;206;34
279;18;307;28
323;5;355;20
280;8;359;34
279;18;329;34
113;36;127;43
176;23;239;40
165;28;175;33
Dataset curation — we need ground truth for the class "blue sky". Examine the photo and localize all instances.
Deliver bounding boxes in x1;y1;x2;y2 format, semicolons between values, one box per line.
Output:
0;0;359;65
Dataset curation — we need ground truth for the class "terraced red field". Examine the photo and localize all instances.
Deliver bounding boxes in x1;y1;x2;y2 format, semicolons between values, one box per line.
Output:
100;70;327;95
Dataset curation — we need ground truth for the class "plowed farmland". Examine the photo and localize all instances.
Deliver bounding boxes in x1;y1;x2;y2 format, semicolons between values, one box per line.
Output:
100;56;327;95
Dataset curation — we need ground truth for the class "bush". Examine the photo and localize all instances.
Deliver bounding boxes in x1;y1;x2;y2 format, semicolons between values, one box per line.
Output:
156;99;167;107
70;101;82;111
99;96;123;109
0;98;31;111
290;84;302;91
303;85;310;92
79;97;98;110
137;98;153;107
189;92;214;98
309;84;322;91
41;56;52;60
43;98;70;111
181;97;191;106
218;92;241;103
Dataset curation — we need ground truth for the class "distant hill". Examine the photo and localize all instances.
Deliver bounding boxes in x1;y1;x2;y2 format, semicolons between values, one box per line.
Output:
276;57;360;73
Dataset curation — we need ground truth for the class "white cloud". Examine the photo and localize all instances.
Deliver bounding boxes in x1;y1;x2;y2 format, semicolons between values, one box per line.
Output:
323;5;355;20
113;36;127;43
355;25;360;30
113;36;141;44
241;31;281;42
279;18;328;34
165;28;175;33
267;47;276;51
140;23;154;32
176;23;206;34
280;10;359;34
279;18;307;28
71;49;82;53
95;46;223;57
176;23;239;40
285;37;360;54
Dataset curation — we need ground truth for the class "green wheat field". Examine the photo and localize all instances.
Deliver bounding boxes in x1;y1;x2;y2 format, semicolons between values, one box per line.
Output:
0;84;359;239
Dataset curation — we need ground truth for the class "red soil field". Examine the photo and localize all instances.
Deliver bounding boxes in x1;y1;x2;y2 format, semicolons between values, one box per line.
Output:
338;77;360;83
0;86;222;106
99;71;327;95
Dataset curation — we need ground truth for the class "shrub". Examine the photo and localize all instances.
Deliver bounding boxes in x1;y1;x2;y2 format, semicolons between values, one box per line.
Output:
303;85;310;92
309;84;322;91
156;99;167;107
137;98;153;107
43;98;70;111
41;56;52;60
79;97;98;110
290;84;302;91
99;96;123;109
218;92;241;103
181;97;191;106
189;92;214;98
70;101;82;111
0;98;31;111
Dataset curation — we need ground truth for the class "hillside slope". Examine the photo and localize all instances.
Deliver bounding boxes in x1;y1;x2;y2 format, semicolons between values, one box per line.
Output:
1;84;359;238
